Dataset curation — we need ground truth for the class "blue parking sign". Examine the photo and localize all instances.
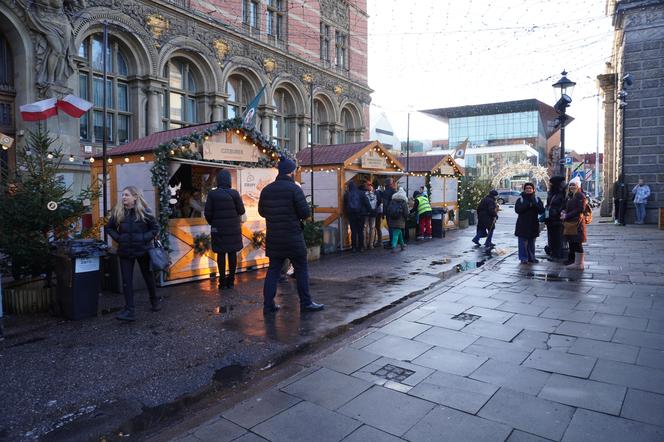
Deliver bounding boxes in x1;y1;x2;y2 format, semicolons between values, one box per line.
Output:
564;156;573;166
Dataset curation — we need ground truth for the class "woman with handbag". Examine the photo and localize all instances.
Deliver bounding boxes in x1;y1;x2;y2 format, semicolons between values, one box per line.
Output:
561;177;587;270
107;186;161;321
204;170;246;290
514;182;545;264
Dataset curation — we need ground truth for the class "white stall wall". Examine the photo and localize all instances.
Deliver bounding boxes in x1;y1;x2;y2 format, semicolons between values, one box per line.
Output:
115;162;157;212
444;177;458;202
300;171;339;208
398;176;425;195
430;176;446;205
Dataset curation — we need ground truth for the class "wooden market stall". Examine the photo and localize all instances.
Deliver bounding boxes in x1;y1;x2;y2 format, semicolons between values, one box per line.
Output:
397;154;465;228
90;120;287;285
295;140;405;251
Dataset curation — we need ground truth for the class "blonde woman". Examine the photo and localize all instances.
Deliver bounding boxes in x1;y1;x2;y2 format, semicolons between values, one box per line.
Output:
107;186;160;321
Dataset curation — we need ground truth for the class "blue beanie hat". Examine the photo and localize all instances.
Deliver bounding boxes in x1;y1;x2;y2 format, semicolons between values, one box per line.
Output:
278;155;297;175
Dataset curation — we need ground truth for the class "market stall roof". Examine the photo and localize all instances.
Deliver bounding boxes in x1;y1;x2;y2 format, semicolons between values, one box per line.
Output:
103;122;218;157
398;154;464;175
296;140;404;170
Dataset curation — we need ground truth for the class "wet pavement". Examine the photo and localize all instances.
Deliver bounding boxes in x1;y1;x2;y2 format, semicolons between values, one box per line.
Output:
0;221;514;441
164;216;664;442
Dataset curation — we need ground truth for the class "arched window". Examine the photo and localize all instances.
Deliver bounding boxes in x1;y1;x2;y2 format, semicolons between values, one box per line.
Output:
163;59;199;129
342;108;354;143
272;88;295;150
313;99;327;144
78;34;131;144
226;74;254;119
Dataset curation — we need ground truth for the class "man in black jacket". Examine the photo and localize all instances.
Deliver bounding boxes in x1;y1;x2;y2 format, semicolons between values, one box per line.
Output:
544;176;566;260
472;189;499;248
258;157;324;314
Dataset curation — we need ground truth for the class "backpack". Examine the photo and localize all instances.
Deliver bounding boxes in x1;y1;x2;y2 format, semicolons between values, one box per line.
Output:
348;190;361;212
367;191;378;211
386;199;403;219
583;203;593;224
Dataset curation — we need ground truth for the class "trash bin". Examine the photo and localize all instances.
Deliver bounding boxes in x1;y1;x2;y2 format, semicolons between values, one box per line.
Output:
431;208;447;238
52;239;107;320
468;209;477;226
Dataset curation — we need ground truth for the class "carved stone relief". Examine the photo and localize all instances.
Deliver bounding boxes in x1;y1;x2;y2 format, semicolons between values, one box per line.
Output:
319;0;349;29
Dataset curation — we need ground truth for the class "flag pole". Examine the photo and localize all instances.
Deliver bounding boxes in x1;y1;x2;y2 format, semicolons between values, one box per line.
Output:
102;20;109;240
406;112;410;196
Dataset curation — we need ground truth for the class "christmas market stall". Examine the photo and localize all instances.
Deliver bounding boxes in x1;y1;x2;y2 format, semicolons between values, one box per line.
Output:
295;141;405;251
90;119;288;284
397;154;465;229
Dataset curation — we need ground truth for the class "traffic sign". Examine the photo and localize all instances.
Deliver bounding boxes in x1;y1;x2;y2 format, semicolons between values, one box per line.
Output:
564;156;573;167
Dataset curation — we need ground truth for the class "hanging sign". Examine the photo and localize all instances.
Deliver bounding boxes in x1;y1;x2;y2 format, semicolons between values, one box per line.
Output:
361;153;386;169
437;164;455;175
202;135;260;163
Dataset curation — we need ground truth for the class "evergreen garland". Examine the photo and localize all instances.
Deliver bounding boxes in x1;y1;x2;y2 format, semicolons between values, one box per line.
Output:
150;118;292;250
193;233;211;255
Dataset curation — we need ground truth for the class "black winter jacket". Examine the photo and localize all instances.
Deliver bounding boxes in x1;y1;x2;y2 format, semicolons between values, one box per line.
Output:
107;208;159;258
204;170;246;253
343;182;371;216
514;193;545;238
258;174;311;258
477;195;498;231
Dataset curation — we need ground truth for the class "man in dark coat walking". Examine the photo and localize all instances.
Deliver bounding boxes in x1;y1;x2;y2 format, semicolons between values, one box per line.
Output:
472;189;499;248
258;156;324;314
205;170;245;289
343;181;370;251
514;182;545;264
544;176;566;260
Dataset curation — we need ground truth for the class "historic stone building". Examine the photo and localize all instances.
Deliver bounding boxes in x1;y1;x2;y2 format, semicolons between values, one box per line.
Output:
0;0;370;189
599;0;664;222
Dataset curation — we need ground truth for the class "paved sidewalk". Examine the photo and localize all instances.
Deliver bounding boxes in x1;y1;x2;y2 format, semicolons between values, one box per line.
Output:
173;220;664;442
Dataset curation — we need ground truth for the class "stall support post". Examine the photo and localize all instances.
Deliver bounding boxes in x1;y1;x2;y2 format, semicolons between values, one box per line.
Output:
309;80;315;221
101;20;109;240
406;112;410;196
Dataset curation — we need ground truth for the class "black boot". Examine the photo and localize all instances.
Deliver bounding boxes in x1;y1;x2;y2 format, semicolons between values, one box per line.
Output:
226;274;235;289
150;297;162;312
116;308;136;321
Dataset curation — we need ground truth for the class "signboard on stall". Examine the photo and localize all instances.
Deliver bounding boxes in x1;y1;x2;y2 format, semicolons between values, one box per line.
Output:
238;168;278;222
203;134;260;163
438;164;455;175
360;152;387;169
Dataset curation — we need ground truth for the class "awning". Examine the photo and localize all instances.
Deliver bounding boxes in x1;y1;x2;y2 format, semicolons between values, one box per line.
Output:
171;157;244;169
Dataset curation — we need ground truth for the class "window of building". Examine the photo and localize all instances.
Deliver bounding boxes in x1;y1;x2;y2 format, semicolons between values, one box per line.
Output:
226;75;254;120
335;30;347;70
272;88;295;151
78;34;131;144
320;22;330;64
342;108;354;143
163;59;199;129
313;99;327;144
0;33;14;178
243;0;260;33
267;0;286;43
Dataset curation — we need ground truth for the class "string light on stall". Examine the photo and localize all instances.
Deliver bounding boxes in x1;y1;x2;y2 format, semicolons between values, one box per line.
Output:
140;155;145;161
124;157;130;163
107;158;113;164
68;155;75;162
47;152;54;159
89;157;95;163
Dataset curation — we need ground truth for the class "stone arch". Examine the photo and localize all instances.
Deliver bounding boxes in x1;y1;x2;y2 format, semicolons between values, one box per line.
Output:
72;9;157;76
222;58;269;99
158;37;222;93
269;77;306;114
339;100;364;142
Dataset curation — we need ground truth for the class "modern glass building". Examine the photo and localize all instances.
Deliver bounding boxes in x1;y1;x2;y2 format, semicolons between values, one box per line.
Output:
422;99;569;178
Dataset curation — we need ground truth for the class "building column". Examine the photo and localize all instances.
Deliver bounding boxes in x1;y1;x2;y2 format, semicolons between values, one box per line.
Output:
145;86;162;135
598;73;616;217
299;122;309;151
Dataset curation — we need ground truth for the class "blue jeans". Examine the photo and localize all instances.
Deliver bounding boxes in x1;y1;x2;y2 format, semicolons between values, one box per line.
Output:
517;237;536;262
263;255;312;308
635;203;646;223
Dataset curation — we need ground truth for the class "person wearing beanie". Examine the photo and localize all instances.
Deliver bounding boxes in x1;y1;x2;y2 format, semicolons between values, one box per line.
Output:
472;189;499;248
205;169;246;290
561;177;587;270
514;182;545;264
544;176;566;260
258;156;324;314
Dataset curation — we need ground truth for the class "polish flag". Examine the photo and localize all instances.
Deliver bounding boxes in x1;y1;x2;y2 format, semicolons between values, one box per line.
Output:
57;94;93;118
20;98;58;121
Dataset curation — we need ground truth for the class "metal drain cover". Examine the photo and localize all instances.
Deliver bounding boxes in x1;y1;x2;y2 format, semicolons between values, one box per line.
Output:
451;313;481;323
371;364;415;383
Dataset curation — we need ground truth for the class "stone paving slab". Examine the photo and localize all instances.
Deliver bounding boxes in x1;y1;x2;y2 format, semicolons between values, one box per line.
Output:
540;308;595;323
190;417;247;442
361;334;433;362
556;321;616;341
478;388;575;441
404;406;512;442
612;328;664;350
462;320;523;342
465;306;515;324
252;401;361;442
463;342;532;364
281;367;372;410
222;389;301;429
413;326;479;351
407;370;498;414
538;373;626;415
350;356;434;388
376;319;431;339
506;430;553;442
523;349;597;378
636;347;664;369
317;347;381;375
337;385;435;437
233;433;269;442
567;337;639;364
505;314;562;333
341;424;403;442
590;359;664;395
561;408;664;442
495;302;546;316
415;311;468;331
591;313;649;331
412;346;488;376
620;388;664;427
470;359;550;396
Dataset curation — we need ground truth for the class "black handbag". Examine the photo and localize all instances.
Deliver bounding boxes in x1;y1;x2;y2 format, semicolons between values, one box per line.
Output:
148;239;170;271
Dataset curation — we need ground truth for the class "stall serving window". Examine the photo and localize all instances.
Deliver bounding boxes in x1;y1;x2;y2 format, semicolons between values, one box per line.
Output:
167;163;238;219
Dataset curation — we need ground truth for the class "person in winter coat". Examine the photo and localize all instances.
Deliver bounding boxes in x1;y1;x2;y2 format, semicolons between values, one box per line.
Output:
258;157;324;314
514;182;545;264
411;191;433;239
363;182;379;249
373;180;384;247
381;178;397;247
613;174;628;225
632;178;651;224
204;170;246;290
544;176;566;260
387;187;409;252
562;177;587;270
472;189;499;248
343;181;370;251
107;186;160;321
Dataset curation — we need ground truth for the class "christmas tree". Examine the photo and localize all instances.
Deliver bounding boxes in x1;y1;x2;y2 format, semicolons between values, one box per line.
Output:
0;128;97;279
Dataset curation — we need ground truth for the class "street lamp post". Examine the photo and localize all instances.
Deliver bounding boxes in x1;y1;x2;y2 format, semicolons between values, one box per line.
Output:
552;70;576;176
303;74;315;221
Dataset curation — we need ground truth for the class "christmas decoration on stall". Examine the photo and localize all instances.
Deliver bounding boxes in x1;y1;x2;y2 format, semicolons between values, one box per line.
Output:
251;231;266;249
193;233;211;255
0;128;98;279
150;117;293;250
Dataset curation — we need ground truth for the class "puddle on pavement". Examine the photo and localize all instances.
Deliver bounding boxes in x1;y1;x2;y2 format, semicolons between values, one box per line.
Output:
455;259;487;272
526;272;578;282
212;364;249;384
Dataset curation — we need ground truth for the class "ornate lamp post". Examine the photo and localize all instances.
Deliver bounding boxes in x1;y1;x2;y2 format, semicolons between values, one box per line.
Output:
302;73;315;220
552;70;576;176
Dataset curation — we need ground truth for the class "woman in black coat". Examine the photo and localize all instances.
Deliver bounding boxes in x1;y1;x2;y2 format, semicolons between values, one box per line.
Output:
545;176;566;260
472;189;499;248
107;186;160;321
514;182;545;264
204;170;246;289
562;178;587;270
